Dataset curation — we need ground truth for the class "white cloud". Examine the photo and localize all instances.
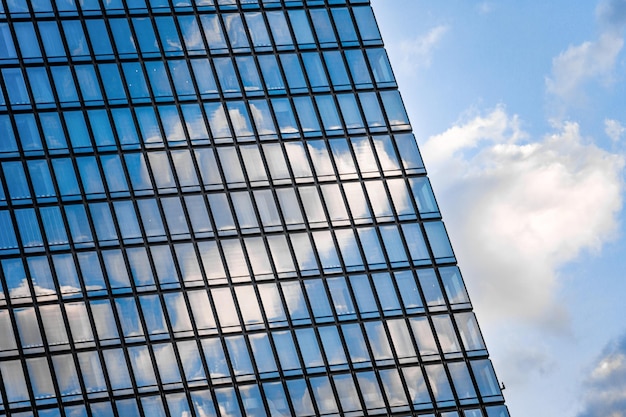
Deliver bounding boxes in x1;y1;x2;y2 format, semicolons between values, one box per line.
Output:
546;0;626;106
605;118;626;141
397;25;449;71
421;107;624;325
577;332;626;417
545;33;624;102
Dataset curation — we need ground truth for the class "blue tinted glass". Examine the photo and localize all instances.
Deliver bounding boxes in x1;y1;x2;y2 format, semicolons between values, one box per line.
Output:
367;48;395;86
123;62;150;100
288;9;314;46
3;162;30;200
3;68;30;105
424;221;455;262
76;65;103;103
146;61;173;98
332;8;358;45
112;109;141;146
15;22;42;58
62;20;89;57
178;15;205;53
28;160;55;199
245;12;271;50
110;19;137;56
98;63;126;103
156;16;183;54
304;280;333;322
310;9;336;46
191;59;218;97
236;56;263;93
15;114;43;151
349;275;378;317
16;209;43;247
214;57;241;94
280;54;307;93
133;17;159;55
51;67;79;103
26;68;54;105
223;14;249;51
258;55;285;93
302;52;328;90
38;21;65;58
52;159;80;197
64;112;92;150
200;14;227;52
324;50;350;89
0;23;17;60
0;115;18;154
65;205;94;245
353;6;382;44
267;11;293;48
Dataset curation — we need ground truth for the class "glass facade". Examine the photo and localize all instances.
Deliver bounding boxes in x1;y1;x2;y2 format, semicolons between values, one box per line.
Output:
0;1;509;416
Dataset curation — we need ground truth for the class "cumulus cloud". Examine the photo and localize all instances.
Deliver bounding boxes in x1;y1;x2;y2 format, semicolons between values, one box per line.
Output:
605;118;626;141
577;332;626;417
546;0;626;105
397;25;449;71
421;107;624;324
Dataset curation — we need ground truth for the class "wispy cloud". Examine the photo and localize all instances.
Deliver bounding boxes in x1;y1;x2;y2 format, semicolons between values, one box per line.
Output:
596;0;626;32
477;2;495;15
576;332;626;417
546;0;626;107
605;118;626;141
421;106;624;326
397;25;449;71
545;33;623;102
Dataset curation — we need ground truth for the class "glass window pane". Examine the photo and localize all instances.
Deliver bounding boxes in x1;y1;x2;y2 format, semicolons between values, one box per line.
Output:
28;357;55;401
1;360;30;404
52;354;82;398
305;280;333;323
267;11;293;48
245;12;271;50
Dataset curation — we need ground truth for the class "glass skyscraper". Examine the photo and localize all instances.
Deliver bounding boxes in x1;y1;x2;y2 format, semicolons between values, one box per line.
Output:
0;1;510;416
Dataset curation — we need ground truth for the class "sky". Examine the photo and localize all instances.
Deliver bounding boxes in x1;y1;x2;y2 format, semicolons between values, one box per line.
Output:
370;1;626;416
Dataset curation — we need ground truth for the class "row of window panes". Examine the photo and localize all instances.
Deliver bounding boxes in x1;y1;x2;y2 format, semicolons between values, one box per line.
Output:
0;282;483;359
0;396;509;417
0;48;394;108
1;59;399;139
0;182;452;261
0;224;464;303
1;117;412;187
0;305;498;393
0;226;465;303
0;344;503;414
1;97;408;163
0;5;380;62
1;0;373;19
0;249;471;323
1;156;435;222
0;150;427;215
0;159;432;238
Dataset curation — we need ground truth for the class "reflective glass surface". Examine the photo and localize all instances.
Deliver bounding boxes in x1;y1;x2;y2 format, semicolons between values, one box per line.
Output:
0;1;507;416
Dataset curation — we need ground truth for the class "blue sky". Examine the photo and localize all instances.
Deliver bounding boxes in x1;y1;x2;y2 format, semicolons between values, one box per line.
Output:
370;1;626;416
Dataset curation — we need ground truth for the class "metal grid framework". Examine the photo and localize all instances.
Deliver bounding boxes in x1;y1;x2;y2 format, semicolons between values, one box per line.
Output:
0;0;510;416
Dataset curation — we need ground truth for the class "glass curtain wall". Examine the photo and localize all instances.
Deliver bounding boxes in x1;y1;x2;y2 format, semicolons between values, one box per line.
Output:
0;1;509;417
